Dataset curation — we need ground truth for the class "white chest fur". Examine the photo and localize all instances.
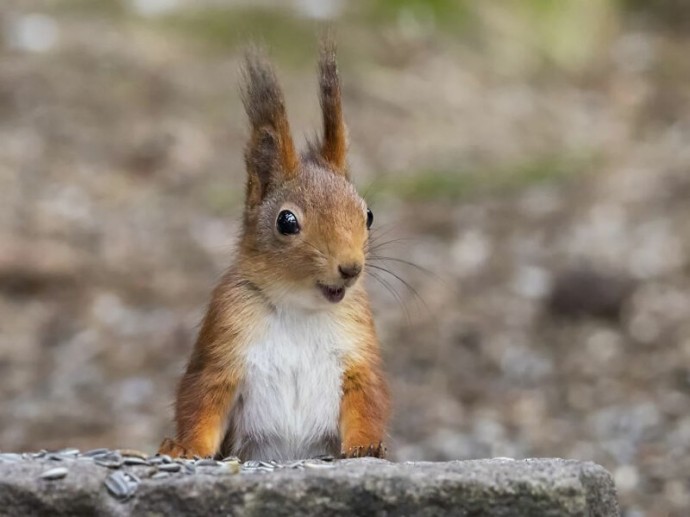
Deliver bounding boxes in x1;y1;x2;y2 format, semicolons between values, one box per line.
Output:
230;308;352;461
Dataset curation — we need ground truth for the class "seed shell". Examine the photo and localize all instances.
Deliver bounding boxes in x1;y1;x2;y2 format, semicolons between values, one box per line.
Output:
104;470;139;500
40;467;68;480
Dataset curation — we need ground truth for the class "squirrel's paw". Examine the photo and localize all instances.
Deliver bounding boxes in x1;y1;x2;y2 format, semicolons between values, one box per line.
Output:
341;442;387;459
158;437;193;458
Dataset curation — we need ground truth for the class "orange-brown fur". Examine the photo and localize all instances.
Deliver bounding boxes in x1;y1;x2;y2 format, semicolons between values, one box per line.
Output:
339;298;391;457
159;42;390;460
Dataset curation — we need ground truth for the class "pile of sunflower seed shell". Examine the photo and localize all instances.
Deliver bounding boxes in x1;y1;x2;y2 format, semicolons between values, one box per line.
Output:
0;449;336;501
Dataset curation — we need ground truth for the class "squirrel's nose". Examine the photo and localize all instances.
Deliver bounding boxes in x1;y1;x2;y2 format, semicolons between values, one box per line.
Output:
338;263;362;280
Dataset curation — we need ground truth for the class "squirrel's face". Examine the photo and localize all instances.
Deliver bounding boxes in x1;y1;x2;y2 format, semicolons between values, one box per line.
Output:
239;46;368;310
244;163;371;310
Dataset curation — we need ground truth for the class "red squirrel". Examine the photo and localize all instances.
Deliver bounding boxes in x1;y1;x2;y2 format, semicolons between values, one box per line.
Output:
158;42;390;461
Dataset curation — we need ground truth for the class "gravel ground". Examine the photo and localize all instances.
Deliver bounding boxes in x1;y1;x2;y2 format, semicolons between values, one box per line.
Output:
1;2;689;516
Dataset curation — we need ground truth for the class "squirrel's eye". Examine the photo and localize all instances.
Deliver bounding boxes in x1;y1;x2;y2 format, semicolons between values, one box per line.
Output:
277;210;300;235
366;209;373;230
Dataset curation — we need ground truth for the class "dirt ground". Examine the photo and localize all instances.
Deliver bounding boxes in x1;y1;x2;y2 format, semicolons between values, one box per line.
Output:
1;2;689;515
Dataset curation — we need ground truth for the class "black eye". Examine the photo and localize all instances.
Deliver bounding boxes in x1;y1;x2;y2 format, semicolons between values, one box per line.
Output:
366;209;373;230
277;210;300;235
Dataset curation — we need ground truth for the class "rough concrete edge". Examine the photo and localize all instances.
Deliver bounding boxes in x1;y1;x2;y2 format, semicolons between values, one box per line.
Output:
0;458;620;517
578;461;621;517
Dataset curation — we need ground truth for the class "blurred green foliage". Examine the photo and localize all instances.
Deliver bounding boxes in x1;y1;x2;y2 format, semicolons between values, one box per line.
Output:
156;8;317;64
365;0;474;29
51;0;688;73
370;153;597;201
55;0;128;17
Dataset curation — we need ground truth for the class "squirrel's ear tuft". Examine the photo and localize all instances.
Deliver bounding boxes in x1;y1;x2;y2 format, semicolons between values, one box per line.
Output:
318;39;348;177
242;49;299;207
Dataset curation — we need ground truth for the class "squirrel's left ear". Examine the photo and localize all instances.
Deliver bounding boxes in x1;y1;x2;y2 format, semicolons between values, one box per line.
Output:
318;40;348;177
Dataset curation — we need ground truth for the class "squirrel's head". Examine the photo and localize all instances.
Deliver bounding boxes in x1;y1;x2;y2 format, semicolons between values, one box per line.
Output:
237;43;371;311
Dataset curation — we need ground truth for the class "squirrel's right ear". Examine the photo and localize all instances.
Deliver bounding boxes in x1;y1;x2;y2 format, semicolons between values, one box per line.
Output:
242;50;299;207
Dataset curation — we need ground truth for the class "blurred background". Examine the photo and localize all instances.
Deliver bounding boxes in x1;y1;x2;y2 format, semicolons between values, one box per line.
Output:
1;0;689;515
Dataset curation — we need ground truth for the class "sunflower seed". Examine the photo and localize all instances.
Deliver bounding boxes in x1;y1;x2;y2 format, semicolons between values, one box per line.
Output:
151;472;170;480
53;453;80;461
32;450;47;459
147;453;173;464
312;454;335;462
83;448;110;457
104;472;128;498
158;462;181;473
0;453;22;463
303;461;335;470
95;452;123;469
243;460;260;468
40;467;68;480
57;448;80;457
220;461;240;474
195;459;219;467
117;449;148;460
104;471;139;500
123;456;149;466
221;456;240;463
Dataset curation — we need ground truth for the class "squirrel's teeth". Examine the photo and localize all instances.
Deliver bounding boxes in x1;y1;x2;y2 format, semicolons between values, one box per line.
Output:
318;284;346;303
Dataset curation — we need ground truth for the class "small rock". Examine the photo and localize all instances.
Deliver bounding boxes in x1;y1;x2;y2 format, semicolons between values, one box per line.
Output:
614;465;639;493
547;266;634;320
6;14;59;53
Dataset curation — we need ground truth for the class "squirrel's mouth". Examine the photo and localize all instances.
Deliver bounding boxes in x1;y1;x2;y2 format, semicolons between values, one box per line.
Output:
317;283;346;303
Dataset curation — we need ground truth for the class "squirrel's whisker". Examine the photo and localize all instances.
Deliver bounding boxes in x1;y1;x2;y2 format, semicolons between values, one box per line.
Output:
366;269;411;323
366;264;429;315
367;255;437;278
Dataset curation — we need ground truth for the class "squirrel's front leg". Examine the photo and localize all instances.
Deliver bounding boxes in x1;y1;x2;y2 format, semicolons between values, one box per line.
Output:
339;358;390;459
159;365;237;459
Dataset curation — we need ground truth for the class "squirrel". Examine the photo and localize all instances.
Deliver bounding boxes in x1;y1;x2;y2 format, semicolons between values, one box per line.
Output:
158;42;390;462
